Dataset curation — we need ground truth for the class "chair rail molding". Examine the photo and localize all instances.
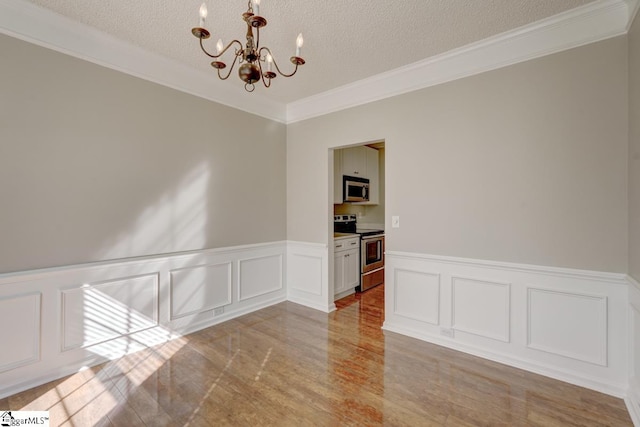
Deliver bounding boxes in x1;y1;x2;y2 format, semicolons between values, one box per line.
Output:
0;241;287;399
384;250;629;398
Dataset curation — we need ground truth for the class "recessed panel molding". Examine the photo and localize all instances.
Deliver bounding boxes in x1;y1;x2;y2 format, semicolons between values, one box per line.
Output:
451;276;511;343
393;269;440;325
238;254;283;301
527;288;607;366
170;262;232;320
0;293;41;373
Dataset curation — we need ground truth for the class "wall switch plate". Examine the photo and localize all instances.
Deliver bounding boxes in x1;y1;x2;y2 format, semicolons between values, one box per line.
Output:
392;216;400;228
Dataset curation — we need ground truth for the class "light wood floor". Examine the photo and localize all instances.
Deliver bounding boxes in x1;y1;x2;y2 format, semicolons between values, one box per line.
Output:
1;284;633;426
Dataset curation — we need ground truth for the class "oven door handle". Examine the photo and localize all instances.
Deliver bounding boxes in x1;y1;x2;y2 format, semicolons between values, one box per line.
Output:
361;235;384;241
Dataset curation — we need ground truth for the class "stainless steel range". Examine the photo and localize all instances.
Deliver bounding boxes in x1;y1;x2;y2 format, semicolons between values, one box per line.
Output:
334;215;385;292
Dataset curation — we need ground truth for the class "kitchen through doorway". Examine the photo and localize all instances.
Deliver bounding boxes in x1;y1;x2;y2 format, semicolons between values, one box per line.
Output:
331;141;385;316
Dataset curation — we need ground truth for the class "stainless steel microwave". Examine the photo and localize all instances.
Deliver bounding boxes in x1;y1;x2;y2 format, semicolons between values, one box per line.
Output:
343;175;370;202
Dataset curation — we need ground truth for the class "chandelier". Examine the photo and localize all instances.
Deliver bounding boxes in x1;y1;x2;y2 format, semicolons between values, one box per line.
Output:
191;1;305;92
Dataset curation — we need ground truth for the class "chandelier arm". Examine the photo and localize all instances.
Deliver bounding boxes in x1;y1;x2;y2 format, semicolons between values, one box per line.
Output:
258;47;299;78
199;38;244;60
256;56;272;88
217;52;242;80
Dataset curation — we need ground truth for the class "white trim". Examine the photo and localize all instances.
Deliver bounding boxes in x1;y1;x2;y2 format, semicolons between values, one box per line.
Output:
392;268;441;325
59;273;161;352
386;250;629;285
237;254;284;301
382;322;627;398
451;276;511;343
0;293;41;373
0;241;287;285
0;0;286;123
286;241;334;313
626;376;640;427
0;0;635;124
526;287;608;366
168;262;233;321
627;0;640;30
628;275;640;426
286;0;633;123
0;241;288;399
384;251;629;399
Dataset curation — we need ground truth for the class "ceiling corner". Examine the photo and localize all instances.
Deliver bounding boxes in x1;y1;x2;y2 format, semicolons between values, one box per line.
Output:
0;0;287;123
285;0;633;124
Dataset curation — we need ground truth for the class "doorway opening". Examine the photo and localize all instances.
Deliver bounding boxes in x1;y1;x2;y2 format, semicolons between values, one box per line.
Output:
330;140;385;316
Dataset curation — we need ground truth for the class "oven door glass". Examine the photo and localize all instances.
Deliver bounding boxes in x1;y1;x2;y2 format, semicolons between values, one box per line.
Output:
362;237;384;272
365;240;380;263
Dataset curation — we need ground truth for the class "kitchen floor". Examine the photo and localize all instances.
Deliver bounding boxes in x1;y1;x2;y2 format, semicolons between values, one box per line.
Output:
1;286;631;425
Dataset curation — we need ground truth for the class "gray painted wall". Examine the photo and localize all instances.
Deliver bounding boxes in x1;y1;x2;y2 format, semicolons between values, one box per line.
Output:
0;34;287;274
630;12;640;281
288;36;629;273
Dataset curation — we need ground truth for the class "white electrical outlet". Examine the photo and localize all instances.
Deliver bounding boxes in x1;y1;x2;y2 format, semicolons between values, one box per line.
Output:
392;216;400;228
214;307;224;316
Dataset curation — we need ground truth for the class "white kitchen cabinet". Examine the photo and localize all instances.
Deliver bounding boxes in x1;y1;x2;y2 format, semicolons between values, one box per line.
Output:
334;237;360;298
365;147;379;205
333;149;343;204
342;146;367;177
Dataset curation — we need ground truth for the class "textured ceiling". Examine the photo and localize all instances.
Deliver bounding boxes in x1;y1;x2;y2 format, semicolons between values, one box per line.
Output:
24;0;596;103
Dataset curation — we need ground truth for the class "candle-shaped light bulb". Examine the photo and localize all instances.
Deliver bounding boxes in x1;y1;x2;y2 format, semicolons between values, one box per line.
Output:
296;33;303;57
266;53;273;72
253;0;260;15
199;2;208;27
216;38;224;56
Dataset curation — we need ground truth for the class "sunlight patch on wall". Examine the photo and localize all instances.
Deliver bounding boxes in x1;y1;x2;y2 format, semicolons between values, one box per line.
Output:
98;162;211;260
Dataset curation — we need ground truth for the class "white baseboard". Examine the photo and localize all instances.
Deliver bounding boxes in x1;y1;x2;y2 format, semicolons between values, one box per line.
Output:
287;294;336;313
2;240;636;419
628;276;640;426
383;321;626;397
0;241;288;399
626;376;640;426
334;287;356;301
384;251;629;398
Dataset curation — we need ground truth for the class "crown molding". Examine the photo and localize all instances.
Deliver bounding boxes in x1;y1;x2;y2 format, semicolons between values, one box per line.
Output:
286;0;635;123
628;0;640;30
0;0;635;125
0;0;287;123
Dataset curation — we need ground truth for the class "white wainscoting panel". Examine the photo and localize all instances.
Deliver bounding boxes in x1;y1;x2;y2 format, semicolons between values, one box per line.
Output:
238;255;283;301
383;251;629;397
170;263;232;320
0;241;287;399
393;269;440;325
626;276;640;426
452;276;510;343
290;254;323;297
61;274;159;352
0;293;40;373
286;241;332;312
527;288;607;366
